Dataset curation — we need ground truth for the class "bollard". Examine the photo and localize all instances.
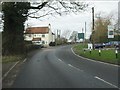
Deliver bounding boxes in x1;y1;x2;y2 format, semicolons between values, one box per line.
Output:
115;49;118;58
90;48;92;54
84;49;85;53
99;49;101;56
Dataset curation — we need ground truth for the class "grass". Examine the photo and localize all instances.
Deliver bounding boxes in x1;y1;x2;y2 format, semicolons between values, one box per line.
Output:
2;54;26;63
73;44;120;65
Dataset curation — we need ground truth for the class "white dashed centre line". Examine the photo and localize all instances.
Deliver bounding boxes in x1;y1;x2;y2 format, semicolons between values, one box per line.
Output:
68;64;83;72
58;59;62;62
94;76;119;88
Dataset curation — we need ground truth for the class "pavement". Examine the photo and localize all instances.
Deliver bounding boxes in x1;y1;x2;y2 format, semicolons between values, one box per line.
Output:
2;45;119;88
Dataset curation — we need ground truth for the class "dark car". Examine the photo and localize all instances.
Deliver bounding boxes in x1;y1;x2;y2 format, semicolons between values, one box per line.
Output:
49;42;55;46
94;44;104;49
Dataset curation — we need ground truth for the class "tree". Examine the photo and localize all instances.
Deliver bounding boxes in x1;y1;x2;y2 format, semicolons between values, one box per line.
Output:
2;1;88;55
90;13;111;43
62;30;71;39
27;1;88;18
2;2;30;55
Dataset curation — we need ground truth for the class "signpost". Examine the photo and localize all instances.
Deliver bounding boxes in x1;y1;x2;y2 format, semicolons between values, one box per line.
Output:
108;25;114;38
78;33;84;40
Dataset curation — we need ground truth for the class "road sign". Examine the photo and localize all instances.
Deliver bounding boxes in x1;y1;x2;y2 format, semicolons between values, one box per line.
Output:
108;25;114;38
78;33;84;40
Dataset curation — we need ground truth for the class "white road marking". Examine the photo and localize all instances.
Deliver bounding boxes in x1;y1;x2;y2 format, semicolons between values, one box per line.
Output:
71;47;119;67
68;64;83;72
23;58;27;63
68;64;73;67
58;59;62;62
2;61;20;80
94;76;119;88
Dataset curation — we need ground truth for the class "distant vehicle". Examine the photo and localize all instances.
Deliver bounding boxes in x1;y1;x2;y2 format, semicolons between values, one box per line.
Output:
32;41;44;48
49;42;55;46
104;42;111;47
105;41;120;48
94;43;104;49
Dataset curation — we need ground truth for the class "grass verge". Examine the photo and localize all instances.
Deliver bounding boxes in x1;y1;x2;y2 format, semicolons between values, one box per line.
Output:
73;44;120;65
2;54;26;63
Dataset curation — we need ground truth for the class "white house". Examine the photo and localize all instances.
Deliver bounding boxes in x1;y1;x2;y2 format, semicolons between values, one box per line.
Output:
24;24;55;47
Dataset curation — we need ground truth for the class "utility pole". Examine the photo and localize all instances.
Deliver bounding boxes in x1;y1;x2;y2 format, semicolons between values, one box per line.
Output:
92;7;95;49
56;29;58;45
82;28;84;33
84;22;86;41
57;29;58;38
84;22;87;48
59;30;61;38
92;7;94;32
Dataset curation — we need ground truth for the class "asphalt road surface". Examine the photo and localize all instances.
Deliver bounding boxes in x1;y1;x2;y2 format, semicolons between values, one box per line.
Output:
12;45;119;88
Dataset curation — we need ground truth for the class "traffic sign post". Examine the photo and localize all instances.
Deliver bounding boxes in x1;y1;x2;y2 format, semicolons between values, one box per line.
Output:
108;25;114;39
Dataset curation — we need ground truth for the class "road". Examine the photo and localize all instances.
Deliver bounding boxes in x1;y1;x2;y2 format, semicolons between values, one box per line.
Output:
12;45;119;88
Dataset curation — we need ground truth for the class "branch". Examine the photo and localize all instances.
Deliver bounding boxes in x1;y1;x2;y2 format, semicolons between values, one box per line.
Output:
26;1;88;18
46;4;62;16
28;2;48;9
26;10;40;16
28;10;54;18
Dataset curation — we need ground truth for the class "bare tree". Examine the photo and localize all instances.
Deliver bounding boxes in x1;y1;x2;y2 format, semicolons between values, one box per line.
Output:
91;12;112;43
26;1;88;18
62;30;71;39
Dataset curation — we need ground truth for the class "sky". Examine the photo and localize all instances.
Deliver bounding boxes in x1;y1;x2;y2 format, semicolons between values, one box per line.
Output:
25;1;119;39
0;1;118;39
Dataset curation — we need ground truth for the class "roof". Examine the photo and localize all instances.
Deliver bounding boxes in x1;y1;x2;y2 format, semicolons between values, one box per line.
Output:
32;38;41;41
25;27;49;34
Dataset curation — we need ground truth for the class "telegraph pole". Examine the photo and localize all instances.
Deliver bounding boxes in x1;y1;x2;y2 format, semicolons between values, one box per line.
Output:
56;29;58;45
84;22;86;41
92;7;94;32
92;7;95;49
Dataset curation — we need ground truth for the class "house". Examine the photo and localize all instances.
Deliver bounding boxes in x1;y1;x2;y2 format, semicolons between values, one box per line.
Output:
24;24;55;47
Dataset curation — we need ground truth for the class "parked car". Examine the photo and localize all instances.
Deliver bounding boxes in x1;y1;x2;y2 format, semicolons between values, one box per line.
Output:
105;41;120;48
94;43;104;49
49;42;55;46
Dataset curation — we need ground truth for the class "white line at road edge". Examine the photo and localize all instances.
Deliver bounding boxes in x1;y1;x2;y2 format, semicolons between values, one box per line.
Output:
95;76;119;88
23;58;27;63
71;47;119;67
2;61;20;80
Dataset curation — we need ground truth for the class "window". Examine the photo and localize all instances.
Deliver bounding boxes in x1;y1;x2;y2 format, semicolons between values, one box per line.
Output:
42;34;45;37
29;34;31;37
42;41;45;44
109;31;114;35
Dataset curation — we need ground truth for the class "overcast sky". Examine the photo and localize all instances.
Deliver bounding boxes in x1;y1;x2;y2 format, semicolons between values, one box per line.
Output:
25;1;119;39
